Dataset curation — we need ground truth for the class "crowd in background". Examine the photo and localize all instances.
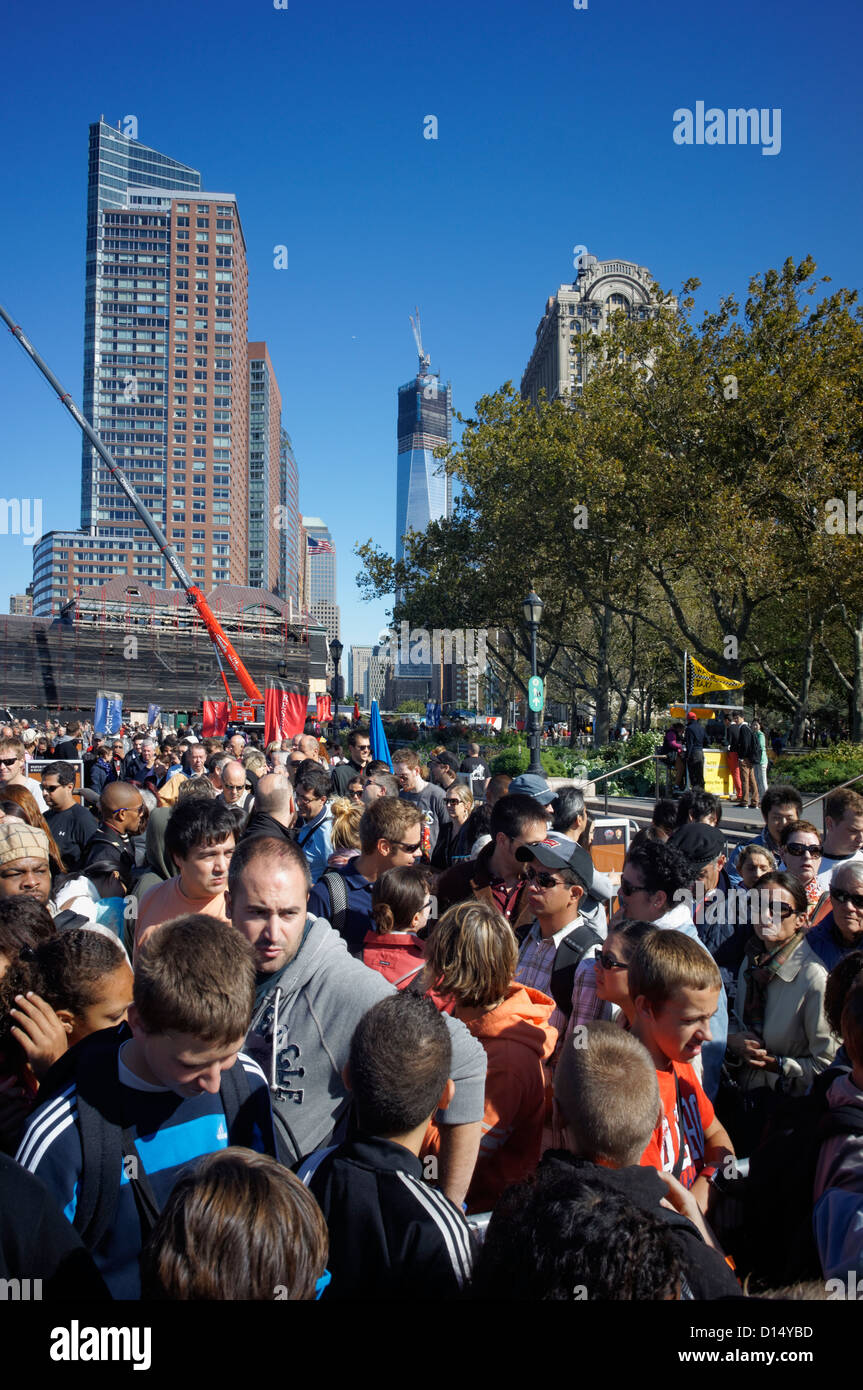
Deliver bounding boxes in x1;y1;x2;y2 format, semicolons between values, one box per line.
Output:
0;707;862;1301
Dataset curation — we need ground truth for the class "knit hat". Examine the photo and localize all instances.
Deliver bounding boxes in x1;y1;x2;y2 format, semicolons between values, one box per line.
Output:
0;822;50;865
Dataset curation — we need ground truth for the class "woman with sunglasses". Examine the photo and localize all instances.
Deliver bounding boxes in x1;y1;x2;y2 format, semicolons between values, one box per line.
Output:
726;871;836;1104
777;820;827;921
430;783;474;870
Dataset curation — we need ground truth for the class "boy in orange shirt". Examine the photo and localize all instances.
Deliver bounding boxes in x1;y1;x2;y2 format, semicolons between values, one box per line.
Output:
630;930;735;1216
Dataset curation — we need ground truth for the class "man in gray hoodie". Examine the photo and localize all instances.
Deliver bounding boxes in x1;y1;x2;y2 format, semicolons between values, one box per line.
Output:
226;834;487;1207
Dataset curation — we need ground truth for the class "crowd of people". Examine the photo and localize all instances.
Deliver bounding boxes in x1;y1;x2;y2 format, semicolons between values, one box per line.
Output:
0;708;862;1302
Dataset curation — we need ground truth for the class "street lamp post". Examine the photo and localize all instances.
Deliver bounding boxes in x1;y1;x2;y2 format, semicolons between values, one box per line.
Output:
329;638;343;742
522;589;544;776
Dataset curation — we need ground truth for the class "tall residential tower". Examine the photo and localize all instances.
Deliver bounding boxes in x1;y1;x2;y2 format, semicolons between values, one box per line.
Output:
33;119;298;613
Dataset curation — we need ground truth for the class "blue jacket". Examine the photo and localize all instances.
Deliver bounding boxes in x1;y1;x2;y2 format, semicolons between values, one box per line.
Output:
307;862;373;956
807;914;855;972
296;808;334;885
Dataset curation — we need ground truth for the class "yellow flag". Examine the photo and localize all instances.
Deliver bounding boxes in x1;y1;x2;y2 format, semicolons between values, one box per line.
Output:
687;654;745;698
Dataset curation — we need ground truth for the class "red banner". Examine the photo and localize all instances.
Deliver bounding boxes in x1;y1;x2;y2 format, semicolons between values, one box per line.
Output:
316;694;332;723
265;679;306;744
202;700;229;736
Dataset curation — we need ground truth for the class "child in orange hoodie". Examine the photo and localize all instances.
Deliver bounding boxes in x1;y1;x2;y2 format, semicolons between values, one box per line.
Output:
421;901;557;1213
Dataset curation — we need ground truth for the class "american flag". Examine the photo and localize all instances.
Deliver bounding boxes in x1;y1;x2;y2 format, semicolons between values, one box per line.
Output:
307;536;334;555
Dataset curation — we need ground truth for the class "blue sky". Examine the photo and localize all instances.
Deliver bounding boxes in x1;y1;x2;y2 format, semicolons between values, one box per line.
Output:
1;0;860;654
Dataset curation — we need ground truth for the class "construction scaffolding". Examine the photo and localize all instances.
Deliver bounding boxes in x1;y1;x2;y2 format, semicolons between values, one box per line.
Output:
0;581;327;715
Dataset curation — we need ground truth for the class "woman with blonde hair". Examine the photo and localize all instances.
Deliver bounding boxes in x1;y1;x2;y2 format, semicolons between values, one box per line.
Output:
421;900;557;1212
327;797;363;868
431;782;474;869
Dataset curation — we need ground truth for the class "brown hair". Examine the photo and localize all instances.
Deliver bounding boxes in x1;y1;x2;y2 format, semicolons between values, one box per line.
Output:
392;748;420;771
329;797;363;852
134;914;256;1044
628;930;721;1011
554;1023;661;1167
359;797;422;855
825;788;863;823
0;783;67;874
141;1148;328;1300
422;901;517;1009
0;737;26;760
371;866;430;935
176;775;218;802
779;819;821;848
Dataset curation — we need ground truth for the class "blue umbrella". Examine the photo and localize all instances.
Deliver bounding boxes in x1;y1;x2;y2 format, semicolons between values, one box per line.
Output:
369;699;393;772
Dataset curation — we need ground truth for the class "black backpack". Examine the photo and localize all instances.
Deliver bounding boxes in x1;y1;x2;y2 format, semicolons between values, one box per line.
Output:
728;1066;863;1286
37;1026;269;1252
548;923;604;1017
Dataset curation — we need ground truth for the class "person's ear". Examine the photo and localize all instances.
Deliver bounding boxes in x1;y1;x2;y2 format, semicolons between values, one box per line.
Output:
436;1077;455;1113
634;994;653;1023
378;839;391;860
224;889;232;920
126;1002;143;1036
54;1008;75;1035
718;854;727;871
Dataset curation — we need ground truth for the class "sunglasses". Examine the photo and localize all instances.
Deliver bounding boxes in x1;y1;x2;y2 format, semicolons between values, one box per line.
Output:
832;888;863;910
525;866;563;888
755;901;798;921
596;952;627;971
443;798;461;807
783;843;821;858
0;757;21;768
618;877;644;896
41;783;61;793
390;839;422;853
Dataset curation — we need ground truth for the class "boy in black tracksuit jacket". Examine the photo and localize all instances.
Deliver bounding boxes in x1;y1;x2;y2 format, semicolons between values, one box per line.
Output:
297;993;473;1300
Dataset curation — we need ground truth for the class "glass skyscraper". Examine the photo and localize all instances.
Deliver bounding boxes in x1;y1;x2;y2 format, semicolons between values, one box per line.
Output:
395;372;452;564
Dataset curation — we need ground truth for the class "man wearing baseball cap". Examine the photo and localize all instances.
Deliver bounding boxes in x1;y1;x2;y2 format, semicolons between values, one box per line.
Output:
508;772;556;809
514;832;603;1040
669;820;739;993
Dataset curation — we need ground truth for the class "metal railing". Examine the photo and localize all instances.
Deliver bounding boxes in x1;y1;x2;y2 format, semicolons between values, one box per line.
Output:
583;753;666;815
802;770;863;814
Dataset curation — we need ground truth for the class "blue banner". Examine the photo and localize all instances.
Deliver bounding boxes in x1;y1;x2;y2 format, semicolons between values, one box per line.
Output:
369;700;393;772
147;703;161;726
94;690;123;736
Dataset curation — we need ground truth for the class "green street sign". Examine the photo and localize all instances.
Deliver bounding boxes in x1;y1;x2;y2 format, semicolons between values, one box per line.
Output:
528;676;544;713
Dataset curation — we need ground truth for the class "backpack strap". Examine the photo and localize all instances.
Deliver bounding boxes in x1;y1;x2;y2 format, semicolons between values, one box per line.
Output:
320;870;349;942
217;1054;277;1155
549;923;603;1016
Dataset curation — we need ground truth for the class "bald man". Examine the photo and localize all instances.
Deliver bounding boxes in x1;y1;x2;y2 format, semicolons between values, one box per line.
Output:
218;758;250;809
243;773;296;842
298;735;322;763
81;781;144;892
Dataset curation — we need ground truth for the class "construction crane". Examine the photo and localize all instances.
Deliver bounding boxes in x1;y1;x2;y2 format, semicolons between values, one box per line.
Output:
409;306;431;374
0;302;264;720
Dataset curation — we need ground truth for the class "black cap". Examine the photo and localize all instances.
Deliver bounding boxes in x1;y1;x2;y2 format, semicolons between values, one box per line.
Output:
515;832;595;888
669;822;726;869
432;751;460;773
